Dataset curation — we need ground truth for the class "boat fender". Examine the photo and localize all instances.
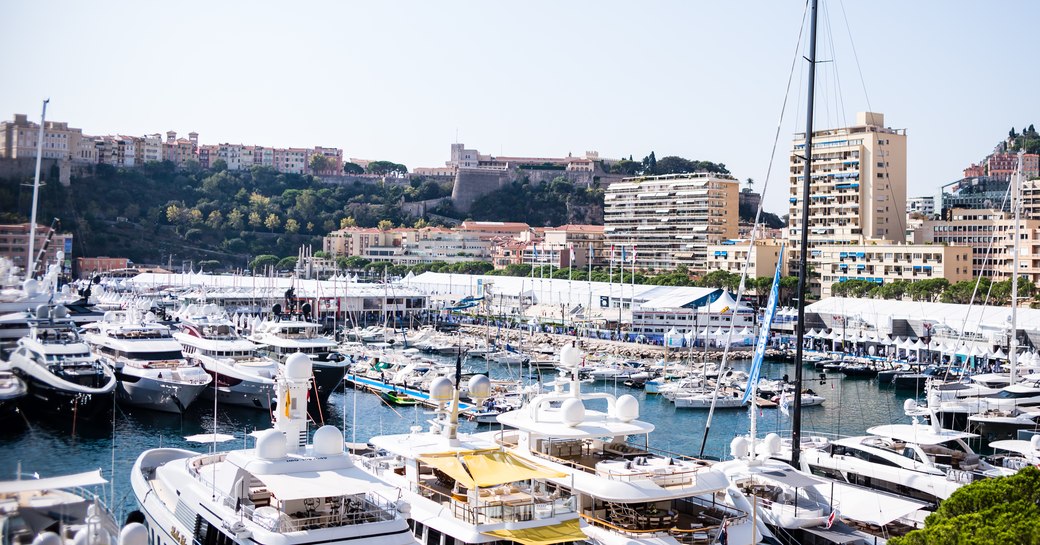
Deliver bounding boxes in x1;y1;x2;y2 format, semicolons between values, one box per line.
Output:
32;533;62;545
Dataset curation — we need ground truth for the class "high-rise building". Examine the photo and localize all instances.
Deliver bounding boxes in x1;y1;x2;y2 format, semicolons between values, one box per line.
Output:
914;208;1040;282
787;112;907;275
604;173;739;272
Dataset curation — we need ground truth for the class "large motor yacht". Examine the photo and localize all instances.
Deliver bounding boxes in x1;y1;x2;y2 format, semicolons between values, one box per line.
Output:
0;368;27;423
355;369;585;545
248;316;347;401
776;401;1012;509
476;344;758;545
131;353;418;545
5;305;117;420
83;309;211;413
173;304;278;410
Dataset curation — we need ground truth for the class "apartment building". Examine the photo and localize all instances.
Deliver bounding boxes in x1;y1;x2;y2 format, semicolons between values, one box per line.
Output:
541;224;607;269
0;114;86;161
138;134;164;163
322;227;401;259
986;152;1039;181
604;173;739;272
163;131;198;167
0;223;73;273
96;136;137;167
915;208;1040;282
312;146;344;175
705;239;786;278
787;112;907;276
457;221;531;241
907;196;935;218
815;242;973;298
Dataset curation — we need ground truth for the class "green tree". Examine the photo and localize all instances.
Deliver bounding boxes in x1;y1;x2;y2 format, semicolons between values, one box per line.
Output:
248;211;263;228
890;466;1040;545
276;256;298;271
366;160;408;176
211;158;228;172
206;210;223;230
284;218;300;234
249;254;279;271
309;154;330;173
313;250;330;258
343;162;365;175
227;208;245;230
264;213;281;232
377;219;394;231
340;216;357;229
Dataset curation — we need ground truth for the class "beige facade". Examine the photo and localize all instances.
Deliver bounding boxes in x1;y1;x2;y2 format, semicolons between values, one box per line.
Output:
541;224;607;269
604;173;739;272
705;239;786;279
0;114;85;161
788;112;908;276
915;208;1040;282
815;242;973;298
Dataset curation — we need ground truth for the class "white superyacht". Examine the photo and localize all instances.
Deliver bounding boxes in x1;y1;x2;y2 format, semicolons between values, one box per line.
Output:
83;309;211;413
131;353;419;545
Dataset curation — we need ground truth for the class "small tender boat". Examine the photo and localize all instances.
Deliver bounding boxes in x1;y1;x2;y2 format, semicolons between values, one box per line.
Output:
380;389;419;406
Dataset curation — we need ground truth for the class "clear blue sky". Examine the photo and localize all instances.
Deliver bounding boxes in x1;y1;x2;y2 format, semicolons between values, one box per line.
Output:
2;1;1038;216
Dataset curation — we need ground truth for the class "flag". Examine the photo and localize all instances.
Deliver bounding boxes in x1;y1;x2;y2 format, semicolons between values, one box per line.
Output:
825;510;837;529
589;244;594;260
742;244;785;404
569;245;575;263
284;387;291;417
621;246;626;263
778;390;792;416
610;244;615;261
632;245;637;263
718;518;729;545
532;244;538;260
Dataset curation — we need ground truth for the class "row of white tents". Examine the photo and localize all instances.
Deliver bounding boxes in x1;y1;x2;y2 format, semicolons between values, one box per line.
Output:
804;329;1024;360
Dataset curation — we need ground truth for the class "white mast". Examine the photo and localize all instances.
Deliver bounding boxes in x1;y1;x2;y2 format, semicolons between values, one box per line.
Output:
1010;150;1024;383
26;99;49;279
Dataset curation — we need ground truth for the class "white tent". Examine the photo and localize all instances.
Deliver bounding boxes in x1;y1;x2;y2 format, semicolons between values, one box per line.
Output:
992;348;1008;360
880;336;894;346
737;327;753;338
806;329;819;338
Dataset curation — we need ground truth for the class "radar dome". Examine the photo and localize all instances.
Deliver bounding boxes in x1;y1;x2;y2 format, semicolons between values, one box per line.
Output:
429;377;454;402
615;394;639;422
396;499;411;516
285;353;313;380
1032;434;1040;450
32;533;62;545
730;436;750;459
203;303;220;316
560;398;585;427
763;433;782;455
119;524;148;545
255;429;287;460
312;425;344;456
560;344;583;368
23;279;39;296
468;375;491;400
903;399;918;413
73;525;109;545
51;305;69;319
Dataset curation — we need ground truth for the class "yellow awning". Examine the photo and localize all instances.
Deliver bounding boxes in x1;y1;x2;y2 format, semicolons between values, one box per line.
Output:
483;518;584;545
461;451;567;488
419;454;477;489
418;451;566;489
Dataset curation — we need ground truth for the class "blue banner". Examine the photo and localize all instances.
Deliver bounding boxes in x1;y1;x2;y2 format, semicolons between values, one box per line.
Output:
742;244;784;404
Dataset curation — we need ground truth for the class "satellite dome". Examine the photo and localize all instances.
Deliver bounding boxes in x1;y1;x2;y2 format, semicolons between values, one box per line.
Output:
429;377;454;402
1031;434;1040;450
615;394;639;422
763;433;782;455
560;344;583;368
255;429;287;460
312;425;344;456
23;279;39;296
560;398;585;427
119;524;149;545
285;353;312;380
903;399;918;413
730;436;750;459
468;375;491;400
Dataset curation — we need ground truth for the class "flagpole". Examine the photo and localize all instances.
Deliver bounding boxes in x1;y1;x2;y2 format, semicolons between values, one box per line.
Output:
630;245;636;334
588;243;593;337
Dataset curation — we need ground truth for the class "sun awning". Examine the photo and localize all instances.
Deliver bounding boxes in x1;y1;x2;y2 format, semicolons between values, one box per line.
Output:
0;470;107;494
419;451;566;489
253;470;375;501
812;481;928;526
482;518;584;545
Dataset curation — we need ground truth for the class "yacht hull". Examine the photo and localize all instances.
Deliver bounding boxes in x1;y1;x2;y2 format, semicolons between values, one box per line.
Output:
19;372;114;419
117;374;209;413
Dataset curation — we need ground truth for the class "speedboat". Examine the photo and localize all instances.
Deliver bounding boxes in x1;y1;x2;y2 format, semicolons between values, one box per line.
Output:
475;343;759;545
6;305;117;420
0;469;123;545
355;374;584;545
131;354;418;545
173;304;278;410
674;387;748;409
83;309;211;413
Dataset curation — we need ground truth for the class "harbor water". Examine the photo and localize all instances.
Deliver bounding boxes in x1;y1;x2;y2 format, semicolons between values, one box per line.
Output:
0;356;913;522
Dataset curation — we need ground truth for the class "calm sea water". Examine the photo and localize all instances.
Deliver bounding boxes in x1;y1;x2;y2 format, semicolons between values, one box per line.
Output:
0;357;912;521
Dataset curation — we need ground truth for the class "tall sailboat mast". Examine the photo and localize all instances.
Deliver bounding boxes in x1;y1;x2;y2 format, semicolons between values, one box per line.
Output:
1010;150;1024;383
26;99;49;279
791;0;819;468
